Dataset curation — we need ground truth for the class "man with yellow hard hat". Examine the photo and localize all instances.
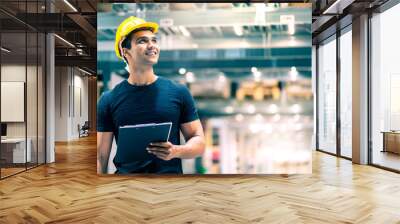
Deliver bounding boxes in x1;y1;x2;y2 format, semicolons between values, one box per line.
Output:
97;16;205;174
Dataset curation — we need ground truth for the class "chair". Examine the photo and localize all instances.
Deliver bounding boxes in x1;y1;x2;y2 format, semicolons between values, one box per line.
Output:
78;121;90;138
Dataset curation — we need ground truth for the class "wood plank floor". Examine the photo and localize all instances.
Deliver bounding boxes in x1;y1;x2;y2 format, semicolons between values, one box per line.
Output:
1;167;26;178
373;151;400;171
1;134;400;223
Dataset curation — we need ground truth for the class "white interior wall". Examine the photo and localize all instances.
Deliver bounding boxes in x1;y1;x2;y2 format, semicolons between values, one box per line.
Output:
55;67;68;141
54;67;89;141
73;73;89;137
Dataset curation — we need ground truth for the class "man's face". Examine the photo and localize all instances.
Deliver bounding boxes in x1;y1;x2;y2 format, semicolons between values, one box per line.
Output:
125;30;160;66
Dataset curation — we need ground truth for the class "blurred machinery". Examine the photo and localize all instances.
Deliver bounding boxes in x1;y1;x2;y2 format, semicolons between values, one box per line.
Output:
236;80;280;101
190;79;230;99
286;79;313;100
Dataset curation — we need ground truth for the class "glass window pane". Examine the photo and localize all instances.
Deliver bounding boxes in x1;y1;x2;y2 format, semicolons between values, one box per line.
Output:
317;37;337;154
27;31;38;169
340;29;352;158
1;11;27;177
38;32;46;165
371;3;400;171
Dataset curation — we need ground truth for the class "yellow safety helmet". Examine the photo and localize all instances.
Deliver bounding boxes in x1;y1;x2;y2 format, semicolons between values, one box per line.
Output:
114;16;159;60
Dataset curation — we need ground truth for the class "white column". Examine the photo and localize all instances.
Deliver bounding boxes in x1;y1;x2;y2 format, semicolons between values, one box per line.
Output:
46;32;55;163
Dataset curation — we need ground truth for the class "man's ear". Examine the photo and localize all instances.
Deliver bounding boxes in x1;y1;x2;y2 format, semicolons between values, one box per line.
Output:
122;49;129;57
122;49;130;64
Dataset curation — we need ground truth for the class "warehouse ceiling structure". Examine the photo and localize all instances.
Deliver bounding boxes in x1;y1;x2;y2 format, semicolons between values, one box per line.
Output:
98;3;312;81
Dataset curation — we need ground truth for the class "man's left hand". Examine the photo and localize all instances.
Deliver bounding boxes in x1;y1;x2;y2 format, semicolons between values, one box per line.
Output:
147;142;180;161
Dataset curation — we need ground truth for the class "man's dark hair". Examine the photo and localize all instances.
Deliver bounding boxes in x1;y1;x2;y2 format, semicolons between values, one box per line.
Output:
121;32;134;50
121;27;154;63
121;27;154;50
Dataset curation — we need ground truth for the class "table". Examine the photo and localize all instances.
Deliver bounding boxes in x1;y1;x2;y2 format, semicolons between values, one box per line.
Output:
1;138;31;164
381;131;400;154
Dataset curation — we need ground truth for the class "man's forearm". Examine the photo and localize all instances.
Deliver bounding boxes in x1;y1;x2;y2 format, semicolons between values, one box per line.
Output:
97;152;109;174
176;135;205;159
97;132;113;174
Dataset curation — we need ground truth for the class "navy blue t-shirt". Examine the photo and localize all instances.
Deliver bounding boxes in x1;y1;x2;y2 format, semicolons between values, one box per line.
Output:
97;76;199;174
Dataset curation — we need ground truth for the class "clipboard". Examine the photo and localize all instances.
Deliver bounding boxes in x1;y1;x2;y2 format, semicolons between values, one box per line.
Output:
116;122;172;162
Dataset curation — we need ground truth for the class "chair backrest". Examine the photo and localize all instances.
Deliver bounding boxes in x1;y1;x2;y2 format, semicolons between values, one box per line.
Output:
82;121;90;129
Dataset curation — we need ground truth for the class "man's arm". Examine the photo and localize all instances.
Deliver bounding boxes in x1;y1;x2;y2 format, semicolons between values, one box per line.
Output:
97;132;114;174
176;119;205;159
147;120;205;160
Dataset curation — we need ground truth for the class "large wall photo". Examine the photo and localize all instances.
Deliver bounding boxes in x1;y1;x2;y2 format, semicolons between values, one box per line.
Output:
97;3;312;174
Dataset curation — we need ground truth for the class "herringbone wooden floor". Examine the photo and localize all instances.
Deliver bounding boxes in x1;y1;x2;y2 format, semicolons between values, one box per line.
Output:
1;135;400;223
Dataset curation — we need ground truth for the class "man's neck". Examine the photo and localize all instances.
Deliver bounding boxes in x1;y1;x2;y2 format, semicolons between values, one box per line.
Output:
127;66;157;85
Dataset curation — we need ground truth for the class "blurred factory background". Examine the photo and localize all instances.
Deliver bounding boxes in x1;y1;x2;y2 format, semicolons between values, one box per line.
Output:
97;3;313;174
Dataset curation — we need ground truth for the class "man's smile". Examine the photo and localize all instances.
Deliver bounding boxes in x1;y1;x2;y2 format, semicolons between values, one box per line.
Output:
145;50;157;56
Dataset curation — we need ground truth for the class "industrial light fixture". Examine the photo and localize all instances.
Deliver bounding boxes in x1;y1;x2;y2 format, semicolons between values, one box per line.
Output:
1;47;11;53
54;34;75;48
235;114;244;122
76;48;84;55
269;104;279;114
247;104;256;114
322;0;344;15
78;67;92;76
291;104;302;114
179;26;191;37
253;71;262;82
288;22;295;35
233;26;243;36
63;0;78;12
290;66;298;81
255;3;267;25
179;68;186;75
218;74;227;83
280;15;295;35
263;3;276;12
224;106;234;114
252;67;262;82
185;72;195;83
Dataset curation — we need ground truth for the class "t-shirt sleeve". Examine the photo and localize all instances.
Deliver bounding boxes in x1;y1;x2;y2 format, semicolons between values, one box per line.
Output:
179;85;199;124
97;91;114;132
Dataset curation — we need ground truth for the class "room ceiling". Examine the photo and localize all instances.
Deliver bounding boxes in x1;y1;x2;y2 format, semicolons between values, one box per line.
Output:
0;0;97;72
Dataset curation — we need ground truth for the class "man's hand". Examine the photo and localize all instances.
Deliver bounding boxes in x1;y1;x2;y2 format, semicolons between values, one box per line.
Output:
147;142;180;161
147;120;205;161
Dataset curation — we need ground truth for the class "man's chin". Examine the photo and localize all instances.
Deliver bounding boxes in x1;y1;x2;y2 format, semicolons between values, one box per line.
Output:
145;59;158;65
